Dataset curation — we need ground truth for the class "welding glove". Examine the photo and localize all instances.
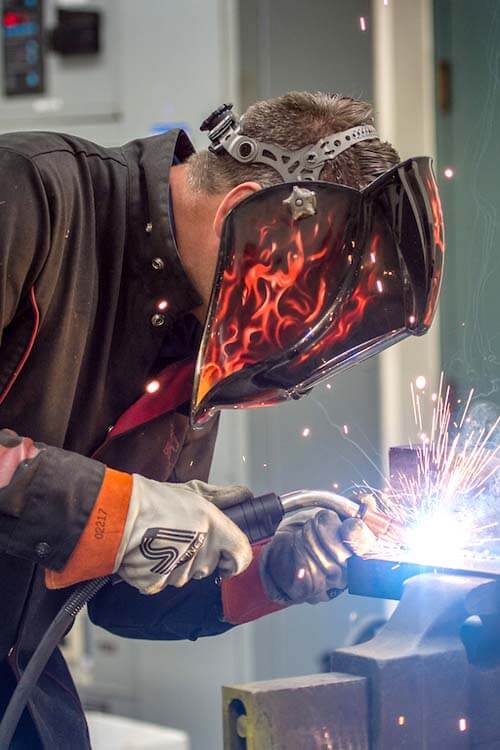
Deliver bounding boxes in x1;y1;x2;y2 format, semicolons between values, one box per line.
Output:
260;509;376;605
115;475;253;595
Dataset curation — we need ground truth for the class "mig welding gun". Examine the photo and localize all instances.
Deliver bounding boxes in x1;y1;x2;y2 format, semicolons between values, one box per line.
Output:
0;487;398;746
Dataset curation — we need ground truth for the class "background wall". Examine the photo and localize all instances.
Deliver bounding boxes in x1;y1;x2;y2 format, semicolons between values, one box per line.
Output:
434;0;500;407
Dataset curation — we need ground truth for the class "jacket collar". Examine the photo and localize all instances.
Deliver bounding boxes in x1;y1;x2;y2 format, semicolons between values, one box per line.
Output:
124;129;203;319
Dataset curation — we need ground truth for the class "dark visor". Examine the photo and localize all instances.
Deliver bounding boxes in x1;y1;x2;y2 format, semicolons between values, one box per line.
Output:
191;157;444;426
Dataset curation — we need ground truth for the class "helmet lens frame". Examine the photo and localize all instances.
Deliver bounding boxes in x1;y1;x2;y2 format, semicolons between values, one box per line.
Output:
191;157;444;426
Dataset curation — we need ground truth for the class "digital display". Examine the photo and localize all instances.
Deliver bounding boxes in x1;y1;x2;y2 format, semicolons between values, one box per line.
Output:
2;0;44;96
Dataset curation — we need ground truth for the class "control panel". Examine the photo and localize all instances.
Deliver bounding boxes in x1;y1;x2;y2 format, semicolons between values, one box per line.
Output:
0;0;119;126
3;0;44;96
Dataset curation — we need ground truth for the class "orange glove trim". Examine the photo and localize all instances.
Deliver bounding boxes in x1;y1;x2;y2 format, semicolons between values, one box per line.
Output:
45;468;133;590
221;540;287;625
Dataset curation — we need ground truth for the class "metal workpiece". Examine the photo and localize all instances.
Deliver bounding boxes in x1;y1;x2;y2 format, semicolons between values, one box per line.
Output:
222;673;369;750
223;573;500;749
388;445;421;489
347;554;500;600
332;572;500;749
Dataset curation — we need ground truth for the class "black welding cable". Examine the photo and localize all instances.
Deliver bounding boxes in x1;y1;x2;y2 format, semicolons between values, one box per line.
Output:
0;493;289;746
0;576;110;748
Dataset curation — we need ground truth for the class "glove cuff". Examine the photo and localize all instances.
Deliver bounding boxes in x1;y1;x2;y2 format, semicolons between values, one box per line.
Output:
221;540;287;625
46;468;133;589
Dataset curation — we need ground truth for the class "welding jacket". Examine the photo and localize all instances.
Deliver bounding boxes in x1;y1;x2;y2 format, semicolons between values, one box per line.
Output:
0;129;258;749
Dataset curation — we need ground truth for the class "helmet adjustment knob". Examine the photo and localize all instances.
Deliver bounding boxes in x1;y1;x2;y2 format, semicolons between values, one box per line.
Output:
200;103;234;132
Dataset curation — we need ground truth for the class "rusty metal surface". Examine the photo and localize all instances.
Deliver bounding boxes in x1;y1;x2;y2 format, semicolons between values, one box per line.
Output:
222;673;369;750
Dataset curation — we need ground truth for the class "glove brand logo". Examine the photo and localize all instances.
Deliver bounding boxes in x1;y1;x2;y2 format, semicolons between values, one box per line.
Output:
140;527;206;576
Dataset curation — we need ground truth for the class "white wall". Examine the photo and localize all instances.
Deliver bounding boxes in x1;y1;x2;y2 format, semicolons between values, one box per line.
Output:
373;0;441;460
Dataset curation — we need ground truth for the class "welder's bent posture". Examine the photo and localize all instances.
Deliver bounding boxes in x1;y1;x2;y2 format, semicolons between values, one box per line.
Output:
0;92;443;747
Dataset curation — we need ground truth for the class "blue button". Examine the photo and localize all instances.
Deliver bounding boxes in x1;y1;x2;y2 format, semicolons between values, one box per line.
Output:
26;71;40;88
26;41;39;64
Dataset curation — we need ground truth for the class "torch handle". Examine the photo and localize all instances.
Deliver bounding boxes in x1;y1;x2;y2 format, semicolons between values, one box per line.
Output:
224;489;398;544
223;493;285;543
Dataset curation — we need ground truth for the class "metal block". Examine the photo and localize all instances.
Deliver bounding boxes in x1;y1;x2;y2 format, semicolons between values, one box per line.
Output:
223;672;369;750
388;445;420;490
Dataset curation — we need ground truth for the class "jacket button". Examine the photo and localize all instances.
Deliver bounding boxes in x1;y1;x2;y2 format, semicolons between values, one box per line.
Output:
35;541;51;558
151;257;165;271
145;222;153;233
151;313;166;327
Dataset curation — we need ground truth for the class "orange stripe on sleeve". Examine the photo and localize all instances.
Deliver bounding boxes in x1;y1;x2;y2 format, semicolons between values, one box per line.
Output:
45;468;133;590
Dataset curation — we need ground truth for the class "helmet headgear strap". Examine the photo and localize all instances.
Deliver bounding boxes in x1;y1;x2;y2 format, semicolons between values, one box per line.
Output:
200;103;379;182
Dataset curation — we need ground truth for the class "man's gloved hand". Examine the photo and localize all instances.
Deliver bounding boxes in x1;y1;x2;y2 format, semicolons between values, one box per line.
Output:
260;508;376;605
115;475;253;595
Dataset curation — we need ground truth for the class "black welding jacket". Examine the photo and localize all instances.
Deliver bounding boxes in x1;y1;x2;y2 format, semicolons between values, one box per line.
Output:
0;129;232;748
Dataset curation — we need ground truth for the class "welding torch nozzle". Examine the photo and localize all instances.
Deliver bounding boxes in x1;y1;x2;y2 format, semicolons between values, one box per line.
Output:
280;490;402;543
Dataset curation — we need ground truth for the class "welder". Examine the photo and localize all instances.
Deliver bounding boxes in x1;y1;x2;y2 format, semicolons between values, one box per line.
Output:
0;91;443;748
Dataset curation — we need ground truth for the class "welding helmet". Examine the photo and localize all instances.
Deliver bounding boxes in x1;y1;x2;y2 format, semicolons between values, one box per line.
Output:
191;105;444;426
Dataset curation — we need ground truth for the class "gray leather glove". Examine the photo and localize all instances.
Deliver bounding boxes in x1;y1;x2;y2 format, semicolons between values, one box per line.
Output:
260;508;376;605
115;476;253;595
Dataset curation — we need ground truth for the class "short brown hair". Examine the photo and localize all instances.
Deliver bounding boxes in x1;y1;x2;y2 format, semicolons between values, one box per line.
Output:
187;91;399;194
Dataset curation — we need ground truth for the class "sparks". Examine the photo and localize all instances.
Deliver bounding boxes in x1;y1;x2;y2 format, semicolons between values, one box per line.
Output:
376;279;383;293
145;380;160;394
415;375;426;390
443;167;455;180
359;16;367;31
302;427;311;438
343;424;349;435
157;299;168;311
361;376;500;565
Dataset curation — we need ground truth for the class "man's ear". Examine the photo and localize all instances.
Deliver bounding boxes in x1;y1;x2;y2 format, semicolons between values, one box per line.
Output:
213;182;261;238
